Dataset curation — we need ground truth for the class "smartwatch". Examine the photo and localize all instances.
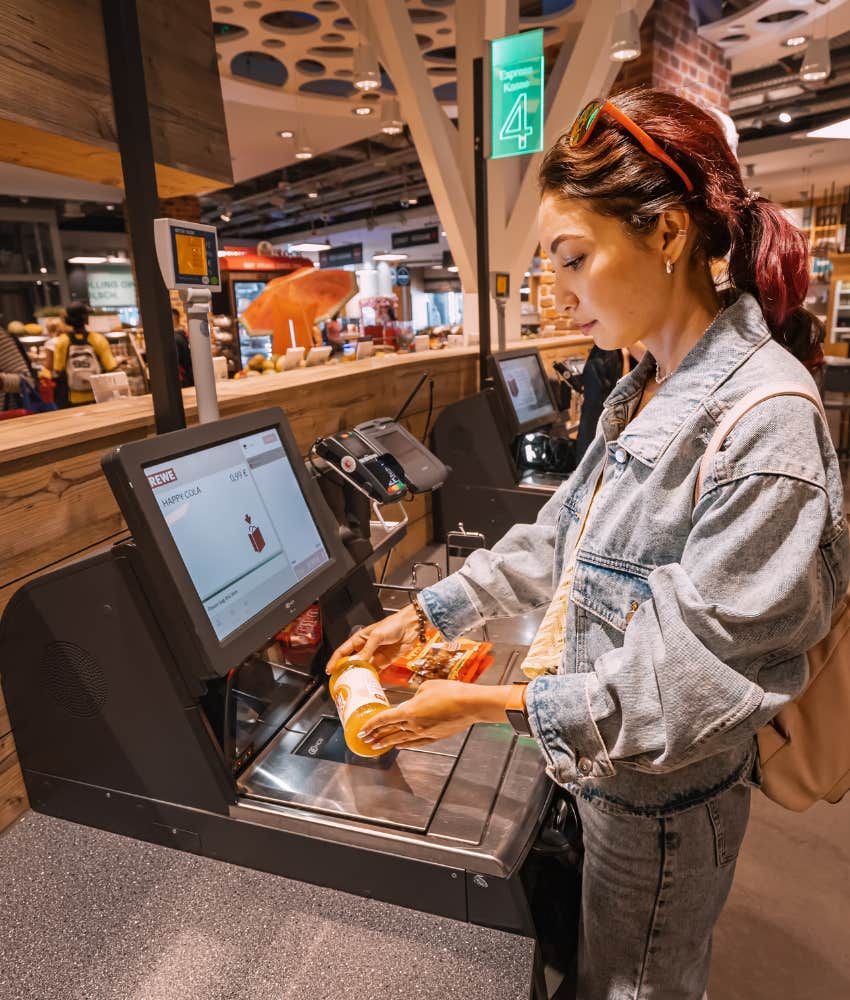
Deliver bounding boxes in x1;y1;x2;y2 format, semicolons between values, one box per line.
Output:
505;683;532;736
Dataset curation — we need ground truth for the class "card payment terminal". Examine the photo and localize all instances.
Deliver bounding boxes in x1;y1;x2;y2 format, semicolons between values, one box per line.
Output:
313;429;407;505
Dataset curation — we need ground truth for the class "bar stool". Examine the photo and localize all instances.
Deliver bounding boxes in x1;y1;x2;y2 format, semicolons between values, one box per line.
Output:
821;357;850;472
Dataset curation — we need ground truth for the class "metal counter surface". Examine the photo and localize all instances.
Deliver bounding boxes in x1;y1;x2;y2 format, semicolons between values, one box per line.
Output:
0;811;533;1000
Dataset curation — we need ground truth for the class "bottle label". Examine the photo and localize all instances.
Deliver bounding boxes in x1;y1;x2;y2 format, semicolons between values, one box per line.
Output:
333;667;389;729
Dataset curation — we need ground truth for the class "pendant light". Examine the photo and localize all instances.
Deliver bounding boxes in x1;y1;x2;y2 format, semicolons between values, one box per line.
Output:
800;35;831;83
610;4;640;63
353;44;380;92
380;98;404;135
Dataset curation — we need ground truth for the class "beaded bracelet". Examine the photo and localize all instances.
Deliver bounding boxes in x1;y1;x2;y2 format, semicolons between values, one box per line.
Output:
410;594;429;644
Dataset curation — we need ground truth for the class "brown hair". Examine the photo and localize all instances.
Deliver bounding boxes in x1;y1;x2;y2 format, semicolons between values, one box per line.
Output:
539;88;821;369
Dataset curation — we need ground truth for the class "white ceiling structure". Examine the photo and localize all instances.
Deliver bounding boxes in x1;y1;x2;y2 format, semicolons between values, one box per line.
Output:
211;0;577;182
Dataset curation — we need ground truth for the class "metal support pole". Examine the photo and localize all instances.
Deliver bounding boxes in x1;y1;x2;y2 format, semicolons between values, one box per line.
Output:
472;56;491;388
101;0;186;433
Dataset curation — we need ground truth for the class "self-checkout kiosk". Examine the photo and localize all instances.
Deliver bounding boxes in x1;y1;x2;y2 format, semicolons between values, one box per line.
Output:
432;347;575;548
0;402;579;995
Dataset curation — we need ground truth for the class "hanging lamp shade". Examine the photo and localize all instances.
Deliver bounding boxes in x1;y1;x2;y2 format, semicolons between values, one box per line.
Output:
353;44;380;91
800;36;831;82
610;8;641;63
380;98;404;135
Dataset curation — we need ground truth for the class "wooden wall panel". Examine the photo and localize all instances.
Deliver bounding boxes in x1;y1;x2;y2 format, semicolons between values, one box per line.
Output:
0;0;231;193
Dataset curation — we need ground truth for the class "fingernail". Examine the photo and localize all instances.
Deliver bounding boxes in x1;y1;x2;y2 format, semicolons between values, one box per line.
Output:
372;743;383;750
357;731;367;740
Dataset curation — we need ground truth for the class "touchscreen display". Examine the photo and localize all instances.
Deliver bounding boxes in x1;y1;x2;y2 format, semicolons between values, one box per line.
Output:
144;429;329;640
497;355;556;428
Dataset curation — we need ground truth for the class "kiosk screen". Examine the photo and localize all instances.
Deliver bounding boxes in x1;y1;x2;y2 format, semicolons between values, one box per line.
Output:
495;353;557;434
144;429;329;640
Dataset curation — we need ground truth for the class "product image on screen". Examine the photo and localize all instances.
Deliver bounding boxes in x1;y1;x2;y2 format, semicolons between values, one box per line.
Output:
498;355;556;429
144;429;329;641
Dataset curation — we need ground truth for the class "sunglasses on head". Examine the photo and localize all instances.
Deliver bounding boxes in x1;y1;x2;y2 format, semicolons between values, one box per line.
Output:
568;99;694;194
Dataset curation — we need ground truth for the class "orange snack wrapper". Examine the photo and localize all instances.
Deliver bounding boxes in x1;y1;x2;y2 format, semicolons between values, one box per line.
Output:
379;628;494;689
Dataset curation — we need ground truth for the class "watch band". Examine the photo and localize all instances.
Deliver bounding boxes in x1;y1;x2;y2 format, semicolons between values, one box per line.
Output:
505;683;532;736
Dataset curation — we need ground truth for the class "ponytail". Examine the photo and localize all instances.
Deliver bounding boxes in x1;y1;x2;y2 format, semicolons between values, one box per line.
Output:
728;198;824;370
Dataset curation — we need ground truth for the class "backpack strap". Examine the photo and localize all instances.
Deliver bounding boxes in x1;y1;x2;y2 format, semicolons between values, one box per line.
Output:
695;381;826;506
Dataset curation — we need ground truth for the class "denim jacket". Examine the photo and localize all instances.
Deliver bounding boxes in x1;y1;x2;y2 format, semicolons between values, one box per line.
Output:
420;293;850;816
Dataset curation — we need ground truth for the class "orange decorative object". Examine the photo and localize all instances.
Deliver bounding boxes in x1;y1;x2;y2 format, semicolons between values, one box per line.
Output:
240;268;358;354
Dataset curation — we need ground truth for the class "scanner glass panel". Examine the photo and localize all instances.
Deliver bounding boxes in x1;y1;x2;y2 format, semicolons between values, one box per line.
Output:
497;354;557;433
143;429;329;640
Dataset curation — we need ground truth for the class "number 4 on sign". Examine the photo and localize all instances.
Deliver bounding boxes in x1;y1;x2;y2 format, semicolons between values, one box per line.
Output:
499;92;534;150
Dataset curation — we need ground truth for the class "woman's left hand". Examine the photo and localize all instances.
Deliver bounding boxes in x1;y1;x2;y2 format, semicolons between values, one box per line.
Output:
359;680;511;751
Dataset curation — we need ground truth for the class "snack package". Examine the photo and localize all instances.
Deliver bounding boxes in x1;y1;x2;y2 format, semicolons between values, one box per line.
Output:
274;603;322;649
379;628;494;689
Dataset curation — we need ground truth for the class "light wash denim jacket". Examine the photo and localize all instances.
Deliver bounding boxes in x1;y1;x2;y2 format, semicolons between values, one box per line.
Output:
420;293;850;816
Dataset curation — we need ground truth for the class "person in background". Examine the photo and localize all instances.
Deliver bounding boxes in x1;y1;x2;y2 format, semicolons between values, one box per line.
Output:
0;324;35;411
172;307;194;388
52;303;120;407
42;316;66;375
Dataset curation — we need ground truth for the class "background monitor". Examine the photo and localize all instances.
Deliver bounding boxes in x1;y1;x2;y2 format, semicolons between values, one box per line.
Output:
490;349;559;436
102;408;346;679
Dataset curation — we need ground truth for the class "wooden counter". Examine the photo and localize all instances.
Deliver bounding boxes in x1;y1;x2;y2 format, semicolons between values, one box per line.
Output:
0;336;592;832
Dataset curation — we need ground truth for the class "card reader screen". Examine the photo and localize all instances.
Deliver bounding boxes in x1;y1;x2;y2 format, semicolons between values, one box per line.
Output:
144;429;329;641
174;233;208;277
497;355;557;429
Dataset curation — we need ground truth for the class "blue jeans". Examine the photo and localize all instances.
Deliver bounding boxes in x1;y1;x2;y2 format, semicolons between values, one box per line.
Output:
574;782;751;999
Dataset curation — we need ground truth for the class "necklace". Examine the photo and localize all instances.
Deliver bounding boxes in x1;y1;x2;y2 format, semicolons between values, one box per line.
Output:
654;306;724;386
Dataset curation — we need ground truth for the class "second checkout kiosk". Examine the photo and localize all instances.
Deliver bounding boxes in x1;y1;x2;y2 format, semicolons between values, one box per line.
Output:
432;347;576;547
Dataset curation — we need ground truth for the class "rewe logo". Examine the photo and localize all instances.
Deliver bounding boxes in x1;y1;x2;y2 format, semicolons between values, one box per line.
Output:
147;468;177;489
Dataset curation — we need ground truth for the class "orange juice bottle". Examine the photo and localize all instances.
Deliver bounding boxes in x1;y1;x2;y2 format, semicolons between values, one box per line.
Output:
329;656;391;757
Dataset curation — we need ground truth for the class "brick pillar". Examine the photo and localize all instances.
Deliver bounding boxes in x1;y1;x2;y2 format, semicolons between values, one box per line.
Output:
537;251;578;335
612;0;730;112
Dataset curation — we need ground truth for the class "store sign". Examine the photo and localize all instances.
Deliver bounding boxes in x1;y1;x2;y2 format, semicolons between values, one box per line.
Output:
391;225;439;250
218;246;310;271
318;243;363;268
86;266;136;308
490;29;544;160
395;265;410;287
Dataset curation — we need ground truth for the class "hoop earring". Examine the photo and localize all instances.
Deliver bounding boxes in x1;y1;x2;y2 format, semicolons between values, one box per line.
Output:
665;258;674;275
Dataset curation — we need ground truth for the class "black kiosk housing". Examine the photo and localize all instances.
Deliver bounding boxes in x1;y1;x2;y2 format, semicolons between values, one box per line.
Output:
432;347;574;547
0;407;578;981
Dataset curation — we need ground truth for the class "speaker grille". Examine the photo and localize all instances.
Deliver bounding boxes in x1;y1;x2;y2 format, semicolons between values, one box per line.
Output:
41;641;107;718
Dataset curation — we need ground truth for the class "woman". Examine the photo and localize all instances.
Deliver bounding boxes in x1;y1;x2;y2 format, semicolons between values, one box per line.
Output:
327;89;849;998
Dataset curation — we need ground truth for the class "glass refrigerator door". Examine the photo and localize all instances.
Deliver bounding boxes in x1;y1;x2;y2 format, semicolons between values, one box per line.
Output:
235;281;272;362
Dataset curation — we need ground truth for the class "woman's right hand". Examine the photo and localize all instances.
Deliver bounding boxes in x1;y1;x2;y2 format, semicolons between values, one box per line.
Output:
325;603;422;674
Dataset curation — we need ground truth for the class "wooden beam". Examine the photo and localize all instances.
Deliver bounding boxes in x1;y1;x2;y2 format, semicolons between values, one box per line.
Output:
0;0;231;194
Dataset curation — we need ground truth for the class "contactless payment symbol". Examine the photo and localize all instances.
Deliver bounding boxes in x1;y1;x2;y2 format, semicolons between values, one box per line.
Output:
245;514;266;553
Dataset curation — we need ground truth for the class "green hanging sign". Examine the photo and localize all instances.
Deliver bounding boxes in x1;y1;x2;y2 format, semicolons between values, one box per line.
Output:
490;29;545;160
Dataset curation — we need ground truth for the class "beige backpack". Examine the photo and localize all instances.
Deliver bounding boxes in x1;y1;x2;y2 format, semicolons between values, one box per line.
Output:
696;381;850;812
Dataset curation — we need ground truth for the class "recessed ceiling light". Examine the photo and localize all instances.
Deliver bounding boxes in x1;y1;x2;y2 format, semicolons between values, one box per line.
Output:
105;204;115;211
784;35;808;47
353;105;373;116
220;211;232;222
289;241;331;252
807;115;850;139
373;251;408;261
68;256;107;264
307;191;319;199
778;111;792;124
294;145;314;160
39;266;48;274
278;128;294;139
446;265;458;273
